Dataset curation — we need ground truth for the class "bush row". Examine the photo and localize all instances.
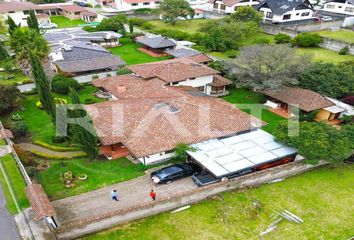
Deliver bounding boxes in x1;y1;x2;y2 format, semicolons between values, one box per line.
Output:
34;140;79;152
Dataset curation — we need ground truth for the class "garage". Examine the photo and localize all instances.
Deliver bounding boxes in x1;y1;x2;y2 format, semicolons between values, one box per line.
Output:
187;129;298;185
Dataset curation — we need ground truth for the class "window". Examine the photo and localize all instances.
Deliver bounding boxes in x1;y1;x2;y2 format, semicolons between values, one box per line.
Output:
155;1;160;4
131;3;138;6
9;11;15;13
23;10;30;15
296;13;300;16
338;5;342;8
345;7;354;13
301;12;310;16
266;12;273;19
283;14;291;20
220;4;226;10
326;4;335;9
213;3;218;9
143;2;150;5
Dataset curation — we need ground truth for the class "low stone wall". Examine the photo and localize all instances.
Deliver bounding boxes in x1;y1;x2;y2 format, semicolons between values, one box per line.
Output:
56;160;327;240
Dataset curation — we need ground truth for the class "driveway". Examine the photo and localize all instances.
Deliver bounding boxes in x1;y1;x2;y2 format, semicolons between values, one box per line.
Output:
52;174;197;223
0;185;20;240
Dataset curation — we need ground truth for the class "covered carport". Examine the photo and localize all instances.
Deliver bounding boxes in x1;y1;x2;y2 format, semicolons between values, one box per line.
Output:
187;129;298;179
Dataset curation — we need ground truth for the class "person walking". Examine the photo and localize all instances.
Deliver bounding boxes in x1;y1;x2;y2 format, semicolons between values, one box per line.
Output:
149;189;156;201
111;189;119;201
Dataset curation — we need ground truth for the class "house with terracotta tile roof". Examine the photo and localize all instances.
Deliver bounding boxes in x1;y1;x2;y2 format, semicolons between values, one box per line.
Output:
0;1;41;26
208;0;260;14
127;58;232;97
263;86;344;124
87;76;262;164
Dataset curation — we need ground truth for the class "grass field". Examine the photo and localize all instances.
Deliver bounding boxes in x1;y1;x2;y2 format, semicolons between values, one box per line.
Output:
223;88;286;134
0;141;29;214
314;29;354;44
83;164;354;240
37;157;147;200
296;47;354;63
110;38;170;65
148;19;212;34
50;16;86;28
0;69;30;86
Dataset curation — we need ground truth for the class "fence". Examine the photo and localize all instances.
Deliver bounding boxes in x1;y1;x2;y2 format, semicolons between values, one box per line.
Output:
56;160;326;240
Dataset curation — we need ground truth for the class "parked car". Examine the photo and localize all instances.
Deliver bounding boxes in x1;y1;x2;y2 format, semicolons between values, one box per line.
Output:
151;163;199;184
76;1;87;7
321;16;333;21
192;171;220;187
39;22;58;29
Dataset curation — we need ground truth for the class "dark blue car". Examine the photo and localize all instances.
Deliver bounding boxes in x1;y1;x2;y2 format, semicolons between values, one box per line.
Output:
151;163;199;184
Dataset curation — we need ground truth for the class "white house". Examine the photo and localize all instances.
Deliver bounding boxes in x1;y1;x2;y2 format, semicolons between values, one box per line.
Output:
208;0;260;14
322;0;354;16
0;1;40;26
256;0;316;23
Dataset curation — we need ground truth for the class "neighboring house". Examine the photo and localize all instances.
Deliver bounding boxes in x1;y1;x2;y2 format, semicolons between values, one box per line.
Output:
36;13;51;24
127;58;233;96
49;40;125;76
263;86;346;125
0;1;40;26
37;3;97;22
165;48;213;64
321;0;354;16
314;97;354;121
44;29;122;48
136;36;176;56
208;0;260;14
256;0;316;23
87;76;263;164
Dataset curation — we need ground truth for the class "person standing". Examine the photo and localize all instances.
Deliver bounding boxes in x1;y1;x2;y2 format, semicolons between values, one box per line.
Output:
111;189;118;201
149;189;156;201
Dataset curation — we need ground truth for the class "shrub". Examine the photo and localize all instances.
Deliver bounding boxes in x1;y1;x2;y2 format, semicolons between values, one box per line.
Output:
12;121;28;137
225;50;238;58
86;3;93;7
34;140;78;152
339;46;349;55
253;37;271;44
291;33;322;47
106;73;112;78
340;115;353;124
141;22;153;30
36;98;67;109
85;98;95;104
274;33;291;44
13;145;37;166
188;33;204;45
82;26;97;32
92;75;99;80
52;75;81;94
52;136;66;144
128;18;147;27
30;149;86;159
155;29;190;40
116;68;132;75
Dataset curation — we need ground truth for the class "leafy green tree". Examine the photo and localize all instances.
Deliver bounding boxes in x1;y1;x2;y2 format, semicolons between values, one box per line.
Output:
29;51;56;122
128;19;134;33
159;0;194;25
274;121;352;164
298;61;354;98
27;10;39;32
0;42;9;61
96;15;127;34
291;33;322;47
0;84;22;114
7;16;19;36
237;45;310;90
68;88;99;159
229;6;262;24
10;28;49;61
274;33;291;44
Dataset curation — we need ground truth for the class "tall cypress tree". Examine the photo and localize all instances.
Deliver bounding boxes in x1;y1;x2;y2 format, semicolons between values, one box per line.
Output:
0;42;8;61
7;16;19;36
27;10;39;32
69;88;99;159
29;51;56;122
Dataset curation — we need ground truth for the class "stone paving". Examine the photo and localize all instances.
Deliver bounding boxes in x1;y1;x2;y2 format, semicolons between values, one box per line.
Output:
52;174;197;224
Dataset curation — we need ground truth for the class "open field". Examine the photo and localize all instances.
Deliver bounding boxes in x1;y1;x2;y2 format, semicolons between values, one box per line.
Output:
0;141;29;214
223;88;286;134
83;164;354;240
296;47;354;63
50;16;86;28
148;19;212;34
110;38;170;65
314;29;354;44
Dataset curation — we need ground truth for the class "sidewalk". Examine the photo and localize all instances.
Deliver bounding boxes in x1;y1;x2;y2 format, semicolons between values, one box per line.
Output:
53;174;197;224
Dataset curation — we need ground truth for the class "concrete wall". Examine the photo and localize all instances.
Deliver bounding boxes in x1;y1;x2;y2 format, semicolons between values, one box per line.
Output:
56;160;327;240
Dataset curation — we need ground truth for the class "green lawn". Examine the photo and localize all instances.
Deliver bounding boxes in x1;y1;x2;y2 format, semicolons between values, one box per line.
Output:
148;19;212;34
50;16;86;28
1;86;104;145
296;47;354;63
84;164;354;240
110;38;170;65
314;29;354;44
0;69;31;86
223;88;286;134
37;157;147;200
0;141;29;214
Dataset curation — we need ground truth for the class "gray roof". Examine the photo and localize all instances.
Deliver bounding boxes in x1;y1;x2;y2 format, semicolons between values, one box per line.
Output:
53;41;125;73
136;36;176;49
256;0;312;15
165;48;201;58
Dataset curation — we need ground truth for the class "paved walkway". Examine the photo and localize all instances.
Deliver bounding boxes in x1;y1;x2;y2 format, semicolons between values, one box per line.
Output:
0;185;21;240
17;143;84;158
53;174;197;223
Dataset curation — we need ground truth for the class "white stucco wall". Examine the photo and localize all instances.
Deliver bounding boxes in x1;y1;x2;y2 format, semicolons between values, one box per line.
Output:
323;1;354;16
210;0;259;14
1;10;31;26
138;152;175;165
